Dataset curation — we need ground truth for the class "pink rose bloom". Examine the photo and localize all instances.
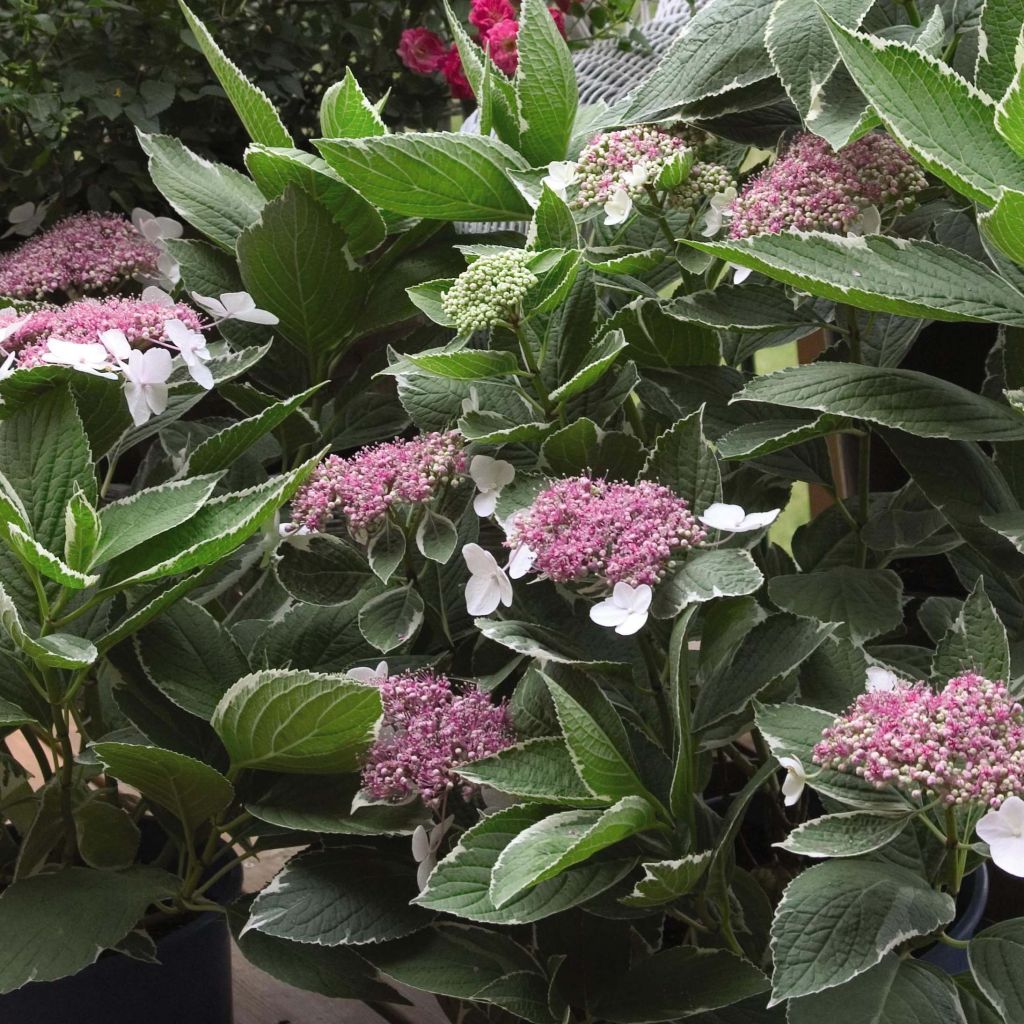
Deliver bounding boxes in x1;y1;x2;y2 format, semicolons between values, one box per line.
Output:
397;27;447;74
484;18;520;76
548;6;567;35
442;44;474;100
469;0;516;34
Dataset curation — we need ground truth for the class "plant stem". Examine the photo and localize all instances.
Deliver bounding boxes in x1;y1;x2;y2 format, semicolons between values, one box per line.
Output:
844;306;871;567
19;727;53;782
944;805;963;895
667;609;698;847
903;0;922;25
514;323;553;417
936;931;970;949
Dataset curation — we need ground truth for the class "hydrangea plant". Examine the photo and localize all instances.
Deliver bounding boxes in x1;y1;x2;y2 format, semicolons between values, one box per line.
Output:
5;0;1024;1021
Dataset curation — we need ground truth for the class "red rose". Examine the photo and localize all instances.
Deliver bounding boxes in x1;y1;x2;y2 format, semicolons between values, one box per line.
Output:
397;28;447;75
469;0;516;34
442;44;474;100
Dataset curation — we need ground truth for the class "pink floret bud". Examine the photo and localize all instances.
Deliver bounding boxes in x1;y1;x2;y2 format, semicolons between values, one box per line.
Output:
361;670;515;804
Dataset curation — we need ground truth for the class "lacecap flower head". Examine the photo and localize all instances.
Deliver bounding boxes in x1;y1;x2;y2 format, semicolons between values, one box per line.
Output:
361;670;515;804
0;213;162;300
289;431;466;535
813;673;1024;808
728;131;927;239
506;475;706;589
441;252;538;334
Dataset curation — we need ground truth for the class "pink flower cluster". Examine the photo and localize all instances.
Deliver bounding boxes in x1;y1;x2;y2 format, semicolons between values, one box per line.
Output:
290;431;466;535
362;671;515;804
0;213;161;300
728;132;927;238
397;0;567;98
813;674;1024;807
507;475;705;588
0;296;203;368
573;126;690;209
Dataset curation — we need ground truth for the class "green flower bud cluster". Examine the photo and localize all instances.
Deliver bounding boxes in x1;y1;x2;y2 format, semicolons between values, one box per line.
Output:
669;162;737;212
442;252;538;334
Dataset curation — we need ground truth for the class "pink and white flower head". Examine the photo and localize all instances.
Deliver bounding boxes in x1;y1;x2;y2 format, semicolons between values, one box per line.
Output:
0;213;163;300
289;431;466;535
728;131;926;239
361;670;515;805
506;475;705;589
813;673;1024;808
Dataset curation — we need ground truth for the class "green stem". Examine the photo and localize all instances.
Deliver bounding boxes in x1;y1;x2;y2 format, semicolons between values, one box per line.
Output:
668;609;698;847
19;728;53;782
638;633;672;745
903;0;922;26
936;931;970;949
43;668;78;864
944;805;963;895
514;323;553;416
843;307;871;567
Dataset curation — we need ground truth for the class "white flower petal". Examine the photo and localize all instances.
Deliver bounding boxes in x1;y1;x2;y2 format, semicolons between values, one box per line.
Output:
473;490;498;518
590;598;628;629
462;542;499;577
124;381;151;426
979;798;1024;876
781;772;805;806
188;360;214;390
470;454;515;492
190;292;228;319
0;317;26;345
732;265;753;285
603;188;633;226
145;383;169;418
866;666;902;693
99;329;131;362
698;503;746;531
506;543;535;580
615;608;649;636
465;574;502;617
411;825;431;862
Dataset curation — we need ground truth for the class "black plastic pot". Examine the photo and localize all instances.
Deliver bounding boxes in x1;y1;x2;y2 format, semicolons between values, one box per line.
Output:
0;848;243;1024
918;865;990;974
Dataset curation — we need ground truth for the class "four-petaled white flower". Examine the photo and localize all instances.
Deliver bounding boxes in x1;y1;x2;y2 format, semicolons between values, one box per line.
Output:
347;660;389;685
699;502;781;533
542;161;578;200
190;290;279;325
778;756;807;807
463;543;513;617
469;454;515;517
701;187;737;238
132;207;183;245
590;582;652;636
866;666;904;694
603;188;633;227
121;347;173;426
41;338;116;378
164;318;213;389
977;796;1024;877
4;199;50;239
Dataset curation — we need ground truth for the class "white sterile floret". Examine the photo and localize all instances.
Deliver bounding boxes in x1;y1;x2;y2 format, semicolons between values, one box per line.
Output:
699;502;781;533
462;543;514;616
164;318;213;389
778;756;807;807
542;160;578;200
121;347;173;426
347;661;389;684
977;796;1024;877
41;338;116;378
190;290;279;325
866;665;905;693
469;454;515;517
589;582;652;636
603;187;633;226
441;252;538;334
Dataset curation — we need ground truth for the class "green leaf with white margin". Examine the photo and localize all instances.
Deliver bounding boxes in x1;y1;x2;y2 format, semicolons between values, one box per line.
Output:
0;696;34;728
0;581;96;669
768;567;904;644
755;700;907;810
315;133;531;221
603;298;720;369
95;572;208;655
687;233;1024;326
73;796;140;871
777;810;911;858
92;742;234;833
104;455;319;586
652;549;764;620
320;67;387;138
5;524;98;589
95;473;222;566
693;615;836;731
533;185;578;250
978;0;1024;97
0;386;95;556
618;0;775;122
185;384;323;477
717;415;846;460
969;919;1024;1023
980;188;1024;266
490;797;658;908
237;185;362;358
135;598;250;719
0;865;178;994
358;586;424;654
641;407;721;516
212;668;381;773
63;487;100;573
457;736;605;807
404;350;521;380
178;1;291;147
584;248;665;275
138;131;265;251
245;845;432;946
769;859;955;1004
406;280;457;327
415;802;636;924
367;519;407;585
416;509;458;564
516;0;578;165
594;946;769;1023
244;145;386;259
766;0;873;124
545;675;664;812
825;17;1024;203
932;578;1010;684
621;853;712;908
548;330;627;403
788;956;968;1024
997;27;1024;159
735;363;1024;440
474;620;630;674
